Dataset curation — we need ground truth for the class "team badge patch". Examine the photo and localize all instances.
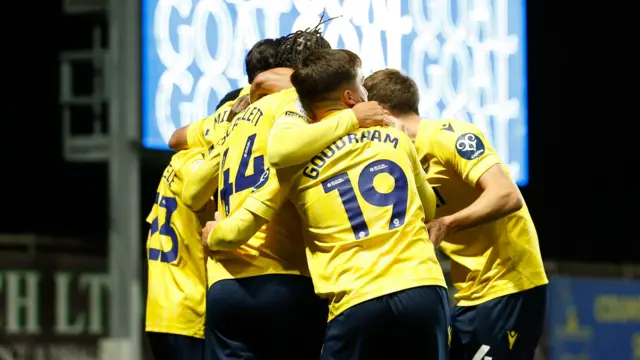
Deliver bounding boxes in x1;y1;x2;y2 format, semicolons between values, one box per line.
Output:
252;168;270;192
455;133;485;160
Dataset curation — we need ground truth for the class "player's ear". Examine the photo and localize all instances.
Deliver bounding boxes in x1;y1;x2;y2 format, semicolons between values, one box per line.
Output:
342;89;357;107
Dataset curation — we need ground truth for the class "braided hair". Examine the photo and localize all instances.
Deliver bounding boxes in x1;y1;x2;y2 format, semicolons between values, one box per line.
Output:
275;13;337;68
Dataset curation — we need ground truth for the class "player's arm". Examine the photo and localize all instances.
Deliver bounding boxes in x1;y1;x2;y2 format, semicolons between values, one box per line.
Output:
168;125;189;150
250;68;294;103
435;123;523;233
182;147;223;211
402;132;437;221
205;167;289;250
267;109;360;168
169;118;209;151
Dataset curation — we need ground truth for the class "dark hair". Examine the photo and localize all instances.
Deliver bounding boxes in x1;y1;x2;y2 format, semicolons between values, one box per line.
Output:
291;49;362;104
245;38;280;83
275;21;332;68
216;88;242;110
363;69;420;115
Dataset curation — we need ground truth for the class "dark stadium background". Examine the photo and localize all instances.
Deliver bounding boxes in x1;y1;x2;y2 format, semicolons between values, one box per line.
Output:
2;1;632;262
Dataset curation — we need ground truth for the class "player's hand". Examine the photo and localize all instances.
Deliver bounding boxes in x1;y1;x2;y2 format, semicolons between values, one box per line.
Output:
351;101;386;128
201;212;223;249
425;216;452;247
226;95;251;123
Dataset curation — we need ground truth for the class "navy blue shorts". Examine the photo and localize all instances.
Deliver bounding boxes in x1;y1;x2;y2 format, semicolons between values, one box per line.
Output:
147;332;204;360
450;285;548;360
205;274;328;360
321;285;450;360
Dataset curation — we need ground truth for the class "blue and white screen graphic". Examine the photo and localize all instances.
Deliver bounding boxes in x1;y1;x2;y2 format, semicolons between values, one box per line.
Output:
142;0;528;185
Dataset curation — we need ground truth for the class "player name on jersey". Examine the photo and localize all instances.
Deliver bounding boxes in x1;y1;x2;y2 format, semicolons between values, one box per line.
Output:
303;129;400;180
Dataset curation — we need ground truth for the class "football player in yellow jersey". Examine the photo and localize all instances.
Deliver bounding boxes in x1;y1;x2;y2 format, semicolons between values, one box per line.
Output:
203;49;449;360
168;38;280;151
363;69;549;360
145;148;213;360
184;29;391;360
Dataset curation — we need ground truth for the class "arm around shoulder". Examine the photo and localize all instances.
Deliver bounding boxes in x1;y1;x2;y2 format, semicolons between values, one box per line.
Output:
267;110;358;168
206;208;269;250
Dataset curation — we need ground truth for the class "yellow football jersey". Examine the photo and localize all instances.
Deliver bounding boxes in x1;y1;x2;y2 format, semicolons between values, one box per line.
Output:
186;85;251;149
209;88;310;284
415;119;548;306
145;148;211;338
243;122;447;320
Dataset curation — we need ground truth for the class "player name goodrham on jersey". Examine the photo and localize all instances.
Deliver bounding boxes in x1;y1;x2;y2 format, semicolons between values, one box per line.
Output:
303;129;399;180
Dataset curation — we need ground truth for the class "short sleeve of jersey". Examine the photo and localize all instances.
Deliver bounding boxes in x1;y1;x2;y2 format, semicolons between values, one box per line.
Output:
432;120;502;186
242;167;291;221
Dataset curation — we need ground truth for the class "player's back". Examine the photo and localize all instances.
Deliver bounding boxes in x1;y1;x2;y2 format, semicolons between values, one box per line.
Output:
285;125;446;320
146;148;210;338
214;88;307;281
415;119;548;305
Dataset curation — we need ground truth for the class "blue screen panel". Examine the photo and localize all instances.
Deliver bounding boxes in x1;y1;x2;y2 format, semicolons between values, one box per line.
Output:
141;0;528;185
548;276;640;360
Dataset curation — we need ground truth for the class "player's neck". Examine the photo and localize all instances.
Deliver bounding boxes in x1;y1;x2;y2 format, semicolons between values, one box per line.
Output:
309;101;349;122
393;113;421;141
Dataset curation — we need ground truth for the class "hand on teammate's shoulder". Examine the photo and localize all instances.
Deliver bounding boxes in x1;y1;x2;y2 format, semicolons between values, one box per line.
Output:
227;95;251;123
352;101;386;128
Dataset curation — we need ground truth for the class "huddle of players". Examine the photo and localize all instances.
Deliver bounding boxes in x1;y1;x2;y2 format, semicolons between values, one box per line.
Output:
145;25;549;360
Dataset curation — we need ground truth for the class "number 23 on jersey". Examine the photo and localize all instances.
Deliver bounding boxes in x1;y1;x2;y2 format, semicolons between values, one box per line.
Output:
148;192;179;263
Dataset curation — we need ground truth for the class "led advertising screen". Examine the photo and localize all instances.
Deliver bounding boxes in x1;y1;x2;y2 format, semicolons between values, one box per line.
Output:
548;276;640;360
141;0;528;185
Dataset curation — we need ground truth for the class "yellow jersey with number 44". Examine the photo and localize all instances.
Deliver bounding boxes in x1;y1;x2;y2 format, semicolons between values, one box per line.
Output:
145;148;212;338
415;119;548;306
211;88;309;283
243;123;447;320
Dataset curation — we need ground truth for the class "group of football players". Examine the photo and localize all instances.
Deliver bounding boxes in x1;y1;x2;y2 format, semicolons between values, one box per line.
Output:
144;23;548;360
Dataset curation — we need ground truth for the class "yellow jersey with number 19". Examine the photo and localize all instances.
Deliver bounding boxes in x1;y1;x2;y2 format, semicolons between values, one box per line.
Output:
210;88;309;284
243;122;447;320
414;119;548;306
145;148;211;338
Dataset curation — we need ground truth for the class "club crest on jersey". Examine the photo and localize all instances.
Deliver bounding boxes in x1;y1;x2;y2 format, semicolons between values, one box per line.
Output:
252;168;270;192
455;133;485;160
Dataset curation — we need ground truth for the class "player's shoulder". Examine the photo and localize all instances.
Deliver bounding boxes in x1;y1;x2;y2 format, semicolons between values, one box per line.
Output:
421;119;496;163
419;119;484;143
239;84;251;97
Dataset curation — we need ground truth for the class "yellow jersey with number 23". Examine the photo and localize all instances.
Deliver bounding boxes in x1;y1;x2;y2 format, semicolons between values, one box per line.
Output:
145;148;211;338
415;119;548;306
243;121;447;320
